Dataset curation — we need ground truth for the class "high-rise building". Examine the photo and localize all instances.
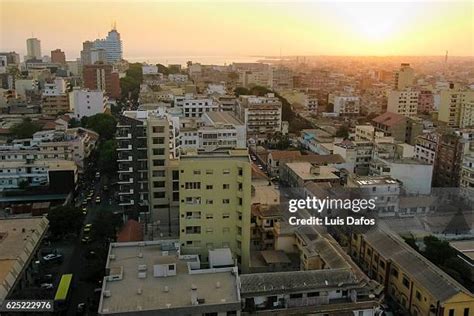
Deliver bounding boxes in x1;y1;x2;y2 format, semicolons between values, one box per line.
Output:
393;63;414;90
438;84;474;128
93;26;123;63
83;63;121;99
50;49;66;64
26;38;41;60
387;89;419;118
179;149;252;272
116;110;180;229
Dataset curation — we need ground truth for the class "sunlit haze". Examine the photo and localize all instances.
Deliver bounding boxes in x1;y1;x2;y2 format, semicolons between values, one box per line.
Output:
1;0;473;60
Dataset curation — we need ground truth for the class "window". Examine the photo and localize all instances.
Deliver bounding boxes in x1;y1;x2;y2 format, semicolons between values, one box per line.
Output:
168;264;175;270
153;159;165;166
206;199;213;204
223;213;230;219
391;268;399;278
223;184;230;189
152;126;165;133
206;227;213;233
464;308;469;316
206;169;213;175
153;170;165;177
223;199;230;204
402;276;410;288
238;168;243;176
193;169;201;175
206;213;213;219
449;310;454;316
153;181;165;188
152;137;165;144
416;291;421;301
185;226;201;234
185;182;201;189
289;293;303;299
206;185;213;190
153;148;165;155
307;292;320;297
153;192;165;198
223;169;230;175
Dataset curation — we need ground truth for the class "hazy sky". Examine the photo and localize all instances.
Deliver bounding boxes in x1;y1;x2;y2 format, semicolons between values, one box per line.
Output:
1;0;473;60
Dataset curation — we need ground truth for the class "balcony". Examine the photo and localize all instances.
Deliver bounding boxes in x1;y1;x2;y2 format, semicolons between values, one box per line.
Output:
117;155;132;162
118;177;134;184
117;144;132;151
118;167;133;173
118;188;134;195
116;133;132;140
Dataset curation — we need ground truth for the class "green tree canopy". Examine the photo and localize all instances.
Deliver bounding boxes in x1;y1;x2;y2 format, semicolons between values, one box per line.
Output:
98;140;117;175
10;118;42;139
234;87;250;96
92;210;123;242
47;206;84;237
84;113;117;140
335;125;350;139
120;63;143;100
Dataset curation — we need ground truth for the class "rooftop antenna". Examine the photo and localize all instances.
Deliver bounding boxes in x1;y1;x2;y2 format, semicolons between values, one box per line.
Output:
112;21;117;31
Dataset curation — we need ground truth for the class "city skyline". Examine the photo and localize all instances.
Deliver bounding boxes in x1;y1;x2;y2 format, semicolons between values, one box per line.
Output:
1;0;473;61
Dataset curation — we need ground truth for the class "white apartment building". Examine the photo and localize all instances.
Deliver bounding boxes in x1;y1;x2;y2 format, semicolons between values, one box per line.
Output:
142;64;159;75
69;88;106;119
414;132;438;165
180;112;246;151
236;94;282;144
14;79;38;99
174;94;219;118
370;157;433;195
239;69;272;88
387;88;419;118
346;175;400;217
333;140;373;175
168;73;188;83
328;94;360;116
271;66;293;91
43;78;67;96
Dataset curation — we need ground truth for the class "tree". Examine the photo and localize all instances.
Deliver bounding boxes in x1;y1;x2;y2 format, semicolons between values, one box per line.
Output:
98;140;117;175
250;85;272;96
335;125;350;139
234;87;250;96
92;210;123;242
18;179;29;190
47;206;83;237
156;64;169;75
422;235;456;265
84;113;117;140
269;132;291;150
120;63;143;100
10;118;42;139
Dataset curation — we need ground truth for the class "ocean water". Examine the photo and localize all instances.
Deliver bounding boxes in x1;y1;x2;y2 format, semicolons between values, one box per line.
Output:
126;55;270;66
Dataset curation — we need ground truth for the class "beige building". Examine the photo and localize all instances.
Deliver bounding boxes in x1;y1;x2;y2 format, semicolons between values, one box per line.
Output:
438;85;474;128
0;217;49;304
179;149;252;272
236;94;282;144
387;89;419;118
393;63;414;90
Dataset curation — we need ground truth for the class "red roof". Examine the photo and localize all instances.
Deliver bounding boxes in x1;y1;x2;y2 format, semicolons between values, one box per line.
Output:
372;112;406;127
268;150;302;160
116;220;144;242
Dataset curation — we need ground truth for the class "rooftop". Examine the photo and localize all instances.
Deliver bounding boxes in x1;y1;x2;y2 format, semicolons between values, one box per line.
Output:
363;226;473;302
285;162;340;181
449;240;474;261
203;111;243;126
99;240;240;314
0;217;49;303
372;112;406;127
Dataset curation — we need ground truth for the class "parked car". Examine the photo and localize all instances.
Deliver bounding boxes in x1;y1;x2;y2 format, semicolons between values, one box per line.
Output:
42;254;63;263
40;283;53;290
81;236;92;244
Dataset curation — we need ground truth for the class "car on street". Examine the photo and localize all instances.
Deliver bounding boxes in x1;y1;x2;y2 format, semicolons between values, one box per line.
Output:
95;172;100;178
95;196;101;204
40;283;54;290
81;236;92;244
42;253;63;263
83;224;92;233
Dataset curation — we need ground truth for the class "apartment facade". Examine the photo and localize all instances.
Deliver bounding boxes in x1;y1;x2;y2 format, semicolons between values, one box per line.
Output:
372;112;423;145
83;63;121;99
69;88;107;119
393;63;414;90
351;228;474;316
414;132;439;165
179;149;252;272
438;86;474;128
236;94;282;144
387;89;419;118
174;95;219;118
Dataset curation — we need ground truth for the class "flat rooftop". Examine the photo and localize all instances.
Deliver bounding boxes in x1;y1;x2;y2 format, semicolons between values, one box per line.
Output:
99;241;239;314
449;240;474;261
285;162;340;181
204;111;243;126
351;176;399;186
0;217;49;302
